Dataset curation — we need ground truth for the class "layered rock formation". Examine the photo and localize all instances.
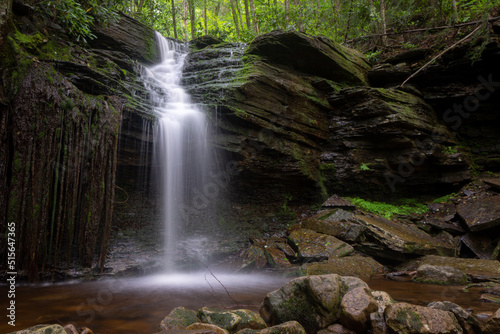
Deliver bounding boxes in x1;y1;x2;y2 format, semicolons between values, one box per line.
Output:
182;28;500;202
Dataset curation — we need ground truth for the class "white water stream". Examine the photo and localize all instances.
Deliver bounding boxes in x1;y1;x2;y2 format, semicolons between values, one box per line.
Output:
142;32;209;271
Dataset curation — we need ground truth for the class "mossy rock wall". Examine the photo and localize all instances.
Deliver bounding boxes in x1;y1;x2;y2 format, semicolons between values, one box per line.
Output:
0;8;155;280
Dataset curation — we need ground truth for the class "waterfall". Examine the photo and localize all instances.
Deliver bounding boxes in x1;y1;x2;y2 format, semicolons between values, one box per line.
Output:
141;32;209;271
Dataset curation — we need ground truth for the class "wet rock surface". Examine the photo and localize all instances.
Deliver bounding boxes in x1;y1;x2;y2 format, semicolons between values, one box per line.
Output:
384;302;463;334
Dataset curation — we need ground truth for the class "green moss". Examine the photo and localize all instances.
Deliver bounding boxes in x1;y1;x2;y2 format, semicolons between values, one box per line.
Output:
346;197;428;219
320;163;336;171
432;193;457;203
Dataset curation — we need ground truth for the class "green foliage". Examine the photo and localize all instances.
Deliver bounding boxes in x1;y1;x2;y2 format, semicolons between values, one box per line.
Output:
38;0;121;44
347;197;428;219
359;163;371;171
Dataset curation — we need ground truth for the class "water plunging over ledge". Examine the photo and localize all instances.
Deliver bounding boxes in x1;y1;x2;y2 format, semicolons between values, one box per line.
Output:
141;32;210;271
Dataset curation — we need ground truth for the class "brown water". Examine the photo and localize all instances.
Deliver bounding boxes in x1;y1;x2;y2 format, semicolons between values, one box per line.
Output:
1;273;498;334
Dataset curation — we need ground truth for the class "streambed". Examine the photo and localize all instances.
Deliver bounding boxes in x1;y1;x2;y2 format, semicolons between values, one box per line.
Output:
0;272;497;334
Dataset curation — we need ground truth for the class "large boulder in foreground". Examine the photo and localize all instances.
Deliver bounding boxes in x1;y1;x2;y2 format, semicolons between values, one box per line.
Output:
384;302;462;334
259;274;349;332
339;286;379;333
7;324;66;334
483;308;500;334
197;308;267;332
159;306;199;331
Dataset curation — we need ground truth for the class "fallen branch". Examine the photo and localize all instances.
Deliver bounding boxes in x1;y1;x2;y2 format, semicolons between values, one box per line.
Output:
400;23;484;87
346;16;500;43
114;185;129;204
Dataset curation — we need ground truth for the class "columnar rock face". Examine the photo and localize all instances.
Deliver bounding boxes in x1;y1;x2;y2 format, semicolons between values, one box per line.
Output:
0;8;156;278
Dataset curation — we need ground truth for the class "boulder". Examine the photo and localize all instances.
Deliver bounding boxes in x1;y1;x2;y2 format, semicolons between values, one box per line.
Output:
7;324;67;334
419;255;500;281
413;264;468;285
457;196;500;231
264;245;292;269
341;276;370;292
317;324;356;334
245;31;370;86
384;302;463;334
242;245;268;270
460;234;498;260
371;290;395;313
302;209;364;242
288;229;354;261
259;274;347;332
482;308;500;334
303;255;384;279
370;311;387;334
339;286;379;332
353;214;456;261
197;308;266;332
258;321;306;334
160;307;200;331
186;323;229;334
428;301;481;334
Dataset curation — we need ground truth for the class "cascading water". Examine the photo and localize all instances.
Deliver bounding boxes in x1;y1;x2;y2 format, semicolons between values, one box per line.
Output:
141;32;209;271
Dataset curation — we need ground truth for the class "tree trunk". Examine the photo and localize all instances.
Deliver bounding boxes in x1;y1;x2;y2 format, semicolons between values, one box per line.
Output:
235;0;245;32
249;0;258;34
285;0;290;25
204;0;208;35
172;0;178;39
451;0;458;23
188;0;196;40
380;0;387;46
229;0;240;39
183;0;188;40
294;0;303;32
244;0;251;29
136;0;145;16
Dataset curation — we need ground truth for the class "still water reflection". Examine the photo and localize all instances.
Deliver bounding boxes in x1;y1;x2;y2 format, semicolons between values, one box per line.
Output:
0;273;497;334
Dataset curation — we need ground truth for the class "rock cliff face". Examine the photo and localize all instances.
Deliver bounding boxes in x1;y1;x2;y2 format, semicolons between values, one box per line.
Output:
183;29;498;202
0;7;157;279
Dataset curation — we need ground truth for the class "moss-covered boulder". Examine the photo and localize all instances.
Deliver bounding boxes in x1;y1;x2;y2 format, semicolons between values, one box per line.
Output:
384;302;462;334
258;321;306;334
288;229;354;261
246;31;370;86
303;209;364;242
418;255;500;282
259;274;348;332
353;214;456;261
186;323;230;334
159;306;199;331
7;324;67;334
428;301;481;334
303;256;384;279
197;308;267;332
413;264;468;285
